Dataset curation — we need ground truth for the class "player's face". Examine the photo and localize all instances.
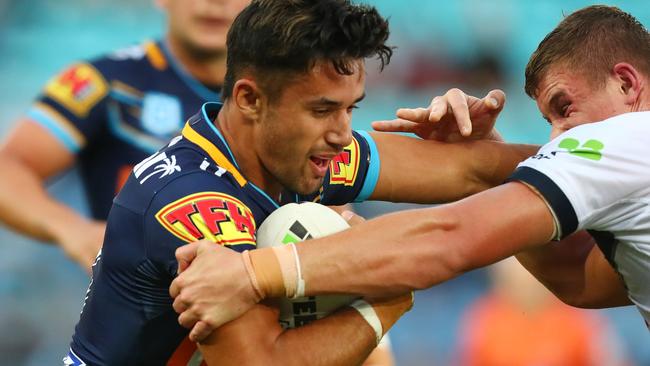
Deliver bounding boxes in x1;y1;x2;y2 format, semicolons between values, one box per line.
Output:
535;65;630;140
255;60;365;195
159;0;249;55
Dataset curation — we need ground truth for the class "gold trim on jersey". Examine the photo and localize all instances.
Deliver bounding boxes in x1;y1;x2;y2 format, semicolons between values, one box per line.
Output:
181;123;247;187
144;41;168;71
33;102;87;147
111;80;144;99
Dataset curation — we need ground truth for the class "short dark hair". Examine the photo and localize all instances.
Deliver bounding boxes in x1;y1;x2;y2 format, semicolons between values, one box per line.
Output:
525;5;650;98
221;0;392;101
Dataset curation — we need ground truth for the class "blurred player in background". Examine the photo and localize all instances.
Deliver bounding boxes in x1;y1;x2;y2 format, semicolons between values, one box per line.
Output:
0;0;249;270
456;257;627;366
169;5;650;340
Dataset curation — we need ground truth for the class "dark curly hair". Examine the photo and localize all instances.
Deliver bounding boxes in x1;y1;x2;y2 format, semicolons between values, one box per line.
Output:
525;5;650;98
221;0;392;101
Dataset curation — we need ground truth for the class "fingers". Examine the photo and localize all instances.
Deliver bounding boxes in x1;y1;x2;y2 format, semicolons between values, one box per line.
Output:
427;96;449;123
371;119;420;133
175;241;201;274
394;107;430;122
178;306;200;329
190;320;215;343
483;89;505;111
341;210;366;226
172;294;189;314
445;89;472;136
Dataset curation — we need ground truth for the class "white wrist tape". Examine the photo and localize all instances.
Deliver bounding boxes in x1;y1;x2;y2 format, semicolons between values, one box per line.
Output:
349;299;383;345
289;242;305;298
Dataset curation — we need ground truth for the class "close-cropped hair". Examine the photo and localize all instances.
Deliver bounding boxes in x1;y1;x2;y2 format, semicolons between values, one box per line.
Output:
221;0;392;101
525;5;650;98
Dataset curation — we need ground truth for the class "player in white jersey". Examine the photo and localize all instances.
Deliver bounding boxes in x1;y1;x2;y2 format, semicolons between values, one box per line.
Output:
168;5;650;338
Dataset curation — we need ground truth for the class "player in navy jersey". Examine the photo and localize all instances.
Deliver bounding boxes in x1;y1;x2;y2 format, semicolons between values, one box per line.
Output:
172;5;650;340
0;0;249;270
65;1;538;364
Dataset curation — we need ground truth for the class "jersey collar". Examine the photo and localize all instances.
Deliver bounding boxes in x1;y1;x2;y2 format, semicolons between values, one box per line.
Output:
182;103;282;211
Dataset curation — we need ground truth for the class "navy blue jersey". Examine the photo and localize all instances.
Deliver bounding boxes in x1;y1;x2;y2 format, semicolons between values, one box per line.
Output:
29;40;219;219
65;102;381;365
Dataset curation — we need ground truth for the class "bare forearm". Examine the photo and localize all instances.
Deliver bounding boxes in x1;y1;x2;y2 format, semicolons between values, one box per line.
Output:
300;183;554;297
200;304;377;365
0;156;86;244
371;132;538;203
516;231;631;308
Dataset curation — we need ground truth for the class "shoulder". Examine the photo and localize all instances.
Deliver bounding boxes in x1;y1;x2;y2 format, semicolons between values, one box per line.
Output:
87;40;167;80
115;136;243;215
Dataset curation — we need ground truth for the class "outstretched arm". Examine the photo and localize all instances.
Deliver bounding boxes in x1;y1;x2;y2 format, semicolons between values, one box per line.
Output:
298;182;554;296
0;119;104;270
370;133;537;203
170;182;556;339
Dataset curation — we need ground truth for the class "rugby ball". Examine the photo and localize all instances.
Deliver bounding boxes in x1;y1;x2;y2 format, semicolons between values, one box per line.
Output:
256;202;357;329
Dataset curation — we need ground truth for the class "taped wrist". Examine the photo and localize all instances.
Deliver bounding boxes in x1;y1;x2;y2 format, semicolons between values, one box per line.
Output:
350;293;413;345
349;299;383;345
242;243;304;299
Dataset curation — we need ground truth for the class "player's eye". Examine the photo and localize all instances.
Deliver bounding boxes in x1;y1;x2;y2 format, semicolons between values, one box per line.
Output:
313;109;331;116
347;105;359;113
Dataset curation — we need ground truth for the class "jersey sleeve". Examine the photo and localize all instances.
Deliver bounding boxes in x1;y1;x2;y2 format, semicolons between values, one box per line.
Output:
309;130;380;205
144;172;258;276
27;62;110;153
506;114;649;239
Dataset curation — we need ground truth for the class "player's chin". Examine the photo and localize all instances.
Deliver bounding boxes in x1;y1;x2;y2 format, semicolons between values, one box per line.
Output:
294;176;325;196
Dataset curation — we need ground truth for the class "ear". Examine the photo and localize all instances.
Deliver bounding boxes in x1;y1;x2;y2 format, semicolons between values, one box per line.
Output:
232;79;264;121
612;62;643;106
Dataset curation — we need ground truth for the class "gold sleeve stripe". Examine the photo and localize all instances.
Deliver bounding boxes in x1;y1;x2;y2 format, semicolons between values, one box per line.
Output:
32;102;87;147
182;123;247;187
144;41;167;71
111;80;144;99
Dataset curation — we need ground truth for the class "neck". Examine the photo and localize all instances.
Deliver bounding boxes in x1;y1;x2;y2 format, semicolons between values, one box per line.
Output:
165;34;227;87
216;104;283;200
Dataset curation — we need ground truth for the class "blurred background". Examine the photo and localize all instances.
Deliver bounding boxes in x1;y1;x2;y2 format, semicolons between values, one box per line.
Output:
0;0;648;364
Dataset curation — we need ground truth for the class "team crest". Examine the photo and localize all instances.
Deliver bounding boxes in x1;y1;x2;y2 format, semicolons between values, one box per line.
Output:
141;92;183;137
155;192;256;246
329;138;360;186
44;63;108;117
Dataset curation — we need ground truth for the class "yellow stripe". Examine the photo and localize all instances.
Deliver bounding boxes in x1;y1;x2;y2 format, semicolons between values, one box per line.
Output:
182;123;247;186
111;80;143;98
144;41;167;70
33;102;87;147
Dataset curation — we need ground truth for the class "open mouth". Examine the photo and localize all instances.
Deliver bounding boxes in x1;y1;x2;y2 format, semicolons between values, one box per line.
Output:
310;156;331;176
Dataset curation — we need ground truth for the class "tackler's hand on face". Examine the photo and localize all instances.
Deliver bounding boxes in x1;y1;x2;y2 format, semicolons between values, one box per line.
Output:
372;88;506;142
170;240;259;342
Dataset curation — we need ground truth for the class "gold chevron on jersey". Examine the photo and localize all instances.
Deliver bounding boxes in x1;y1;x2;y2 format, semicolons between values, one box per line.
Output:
155;192;256;246
44;63;108;117
181;122;247;187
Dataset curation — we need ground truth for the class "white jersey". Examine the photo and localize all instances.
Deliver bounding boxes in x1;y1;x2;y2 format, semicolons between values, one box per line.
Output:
509;111;650;325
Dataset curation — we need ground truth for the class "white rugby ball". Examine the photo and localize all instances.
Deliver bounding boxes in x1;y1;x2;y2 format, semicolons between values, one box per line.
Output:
256;202;357;329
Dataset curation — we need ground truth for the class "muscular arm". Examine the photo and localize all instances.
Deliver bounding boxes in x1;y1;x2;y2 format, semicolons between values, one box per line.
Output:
199;302;380;365
0;119;103;269
169;182;559;336
370;132;538;203
516;231;631;308
300;182;555;296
